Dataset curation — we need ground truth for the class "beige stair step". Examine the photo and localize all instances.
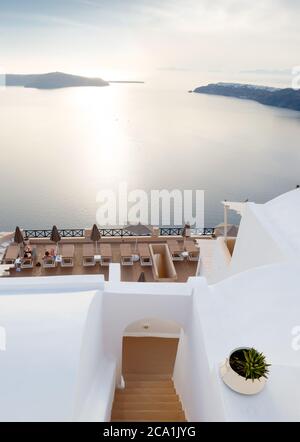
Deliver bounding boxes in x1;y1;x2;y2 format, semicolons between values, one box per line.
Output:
124;374;172;381
112;401;182;411
125;380;173;388
111;410;186;421
116;387;176;395
111;370;186;422
114;394;179;403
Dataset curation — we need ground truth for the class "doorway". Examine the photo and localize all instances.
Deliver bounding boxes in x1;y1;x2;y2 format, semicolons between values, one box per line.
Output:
122;336;179;376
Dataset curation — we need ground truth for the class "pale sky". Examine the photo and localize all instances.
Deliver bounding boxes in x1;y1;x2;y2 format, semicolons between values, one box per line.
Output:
0;0;299;79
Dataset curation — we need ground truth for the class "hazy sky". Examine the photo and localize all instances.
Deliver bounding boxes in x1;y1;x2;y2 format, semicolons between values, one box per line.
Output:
0;0;299;78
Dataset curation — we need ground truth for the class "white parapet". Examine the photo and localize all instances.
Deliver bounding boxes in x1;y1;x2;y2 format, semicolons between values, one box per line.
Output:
109;263;121;282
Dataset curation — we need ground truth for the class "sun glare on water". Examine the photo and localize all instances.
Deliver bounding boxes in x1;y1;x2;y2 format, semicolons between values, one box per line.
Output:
66;86;132;186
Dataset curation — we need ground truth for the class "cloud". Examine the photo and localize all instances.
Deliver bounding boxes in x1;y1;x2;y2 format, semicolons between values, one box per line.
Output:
1;0;300;74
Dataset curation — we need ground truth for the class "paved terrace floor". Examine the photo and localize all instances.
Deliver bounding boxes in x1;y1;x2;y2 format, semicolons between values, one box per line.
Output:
7;238;202;282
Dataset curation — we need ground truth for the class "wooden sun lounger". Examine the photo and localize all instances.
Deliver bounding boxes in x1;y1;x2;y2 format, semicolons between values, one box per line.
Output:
184;240;200;261
120;244;133;266
82;243;96;266
100;244;112;266
3;244;20;264
21;246;37;269
42;245;57;268
167;240;184;261
61;244;75;267
138;243;152;266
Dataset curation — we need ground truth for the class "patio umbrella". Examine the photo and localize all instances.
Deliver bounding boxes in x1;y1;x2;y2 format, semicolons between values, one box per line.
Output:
14;226;24;245
124;222;152;236
124;222;152;252
90;224;101;254
214;223;239;238
50;225;61;253
138;272;146;282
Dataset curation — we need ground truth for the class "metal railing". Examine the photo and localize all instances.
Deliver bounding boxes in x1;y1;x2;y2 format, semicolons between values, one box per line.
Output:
24;227;215;239
24;229;85;239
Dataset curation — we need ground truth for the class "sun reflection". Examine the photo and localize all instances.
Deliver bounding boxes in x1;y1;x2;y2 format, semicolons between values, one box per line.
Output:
66;86;132;186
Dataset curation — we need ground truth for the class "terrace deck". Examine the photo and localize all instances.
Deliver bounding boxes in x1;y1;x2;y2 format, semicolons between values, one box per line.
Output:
7;238;200;282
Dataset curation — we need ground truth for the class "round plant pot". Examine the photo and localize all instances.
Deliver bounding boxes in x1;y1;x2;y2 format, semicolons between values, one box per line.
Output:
220;347;266;395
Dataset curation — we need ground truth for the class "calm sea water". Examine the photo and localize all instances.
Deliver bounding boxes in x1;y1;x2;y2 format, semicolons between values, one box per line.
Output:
0;72;299;231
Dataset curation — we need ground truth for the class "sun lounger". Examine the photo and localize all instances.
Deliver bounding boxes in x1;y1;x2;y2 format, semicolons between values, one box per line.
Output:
184;240;200;261
42;246;57;268
2;244;20;264
167;239;184;261
100;244;112;266
120;244;133;266
60;244;75;267
138;243;152;266
21;246;36;269
82;243;96;266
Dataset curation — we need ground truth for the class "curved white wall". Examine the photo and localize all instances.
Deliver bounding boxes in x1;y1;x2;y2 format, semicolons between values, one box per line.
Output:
229;204;286;275
124;317;181;337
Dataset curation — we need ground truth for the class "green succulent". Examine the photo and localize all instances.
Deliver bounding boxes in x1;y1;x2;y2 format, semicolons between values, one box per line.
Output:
230;348;271;382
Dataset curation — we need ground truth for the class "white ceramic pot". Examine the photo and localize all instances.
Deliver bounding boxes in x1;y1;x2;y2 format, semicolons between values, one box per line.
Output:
220;348;266;395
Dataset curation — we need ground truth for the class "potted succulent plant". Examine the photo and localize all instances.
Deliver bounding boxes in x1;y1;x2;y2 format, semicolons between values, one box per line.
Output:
220;347;271;395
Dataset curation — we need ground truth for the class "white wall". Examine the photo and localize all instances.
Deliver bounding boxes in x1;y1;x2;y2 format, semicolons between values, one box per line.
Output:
0;290;94;421
73;292;116;422
124;318;181;337
101;283;193;385
210;237;232;283
173;288;225;422
0;275;106;422
229;204;286;275
199;262;300;421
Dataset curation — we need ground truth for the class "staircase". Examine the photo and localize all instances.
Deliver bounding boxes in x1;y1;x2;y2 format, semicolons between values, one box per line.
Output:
111;374;186;422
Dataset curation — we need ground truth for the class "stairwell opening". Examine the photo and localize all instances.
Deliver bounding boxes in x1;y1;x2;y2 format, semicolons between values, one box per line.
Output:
110;318;186;422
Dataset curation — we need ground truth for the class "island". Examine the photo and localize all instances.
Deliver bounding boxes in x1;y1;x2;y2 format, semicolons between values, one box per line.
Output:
5;72;144;89
193;82;300;111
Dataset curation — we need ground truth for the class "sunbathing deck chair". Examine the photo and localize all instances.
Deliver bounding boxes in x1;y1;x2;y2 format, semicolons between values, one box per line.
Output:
100;244;112;266
138;243;152;266
120;244;133;266
21;246;37;269
2;244;20;265
82;243;96;266
167;239;184;261
60;244;75;267
184;240;200;261
42;245;57;268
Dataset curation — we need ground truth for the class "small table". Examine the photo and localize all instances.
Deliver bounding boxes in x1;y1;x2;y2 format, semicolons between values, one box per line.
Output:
181;251;189;259
132;254;140;262
55;255;62;263
94;255;102;262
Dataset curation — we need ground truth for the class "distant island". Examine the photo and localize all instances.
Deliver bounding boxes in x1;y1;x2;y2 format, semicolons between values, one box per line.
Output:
193;82;300;111
5;72;144;89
